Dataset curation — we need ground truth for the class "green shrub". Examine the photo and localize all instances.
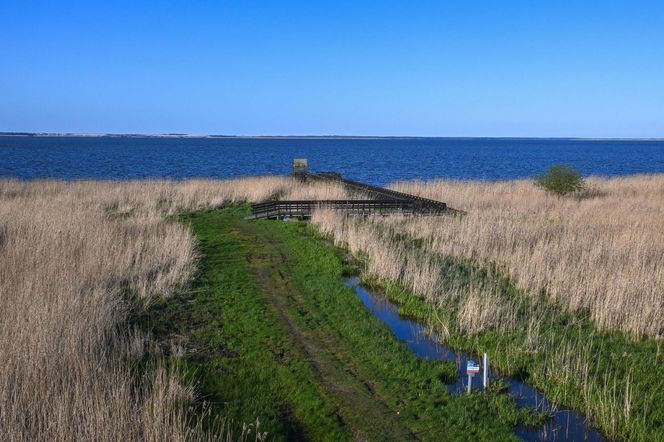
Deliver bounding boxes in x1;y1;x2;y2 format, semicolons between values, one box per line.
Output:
535;165;586;196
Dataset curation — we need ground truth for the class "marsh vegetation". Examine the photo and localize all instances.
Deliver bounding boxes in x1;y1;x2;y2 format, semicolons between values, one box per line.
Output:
0;174;661;440
0;178;286;441
387;175;664;338
313;174;664;440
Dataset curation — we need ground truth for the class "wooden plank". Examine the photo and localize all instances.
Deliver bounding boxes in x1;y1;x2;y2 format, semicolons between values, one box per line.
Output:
247;173;463;220
247;199;451;220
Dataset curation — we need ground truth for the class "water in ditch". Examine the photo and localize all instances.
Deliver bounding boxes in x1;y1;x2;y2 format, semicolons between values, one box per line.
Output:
345;278;604;441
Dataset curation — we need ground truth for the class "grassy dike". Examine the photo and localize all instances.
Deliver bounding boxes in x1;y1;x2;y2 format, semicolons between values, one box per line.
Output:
144;206;539;441
354;236;664;442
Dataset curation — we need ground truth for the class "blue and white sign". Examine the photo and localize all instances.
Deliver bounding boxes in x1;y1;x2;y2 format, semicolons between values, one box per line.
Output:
466;360;480;374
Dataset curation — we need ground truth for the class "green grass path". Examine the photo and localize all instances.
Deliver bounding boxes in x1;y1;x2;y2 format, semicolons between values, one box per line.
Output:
148;207;523;440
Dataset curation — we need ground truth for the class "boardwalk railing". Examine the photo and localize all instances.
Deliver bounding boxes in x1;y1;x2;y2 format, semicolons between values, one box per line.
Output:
312;173;463;215
247;199;448;220
247;169;463;220
328;176;449;211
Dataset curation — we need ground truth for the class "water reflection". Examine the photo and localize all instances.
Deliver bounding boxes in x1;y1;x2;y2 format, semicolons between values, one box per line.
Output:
346;278;604;441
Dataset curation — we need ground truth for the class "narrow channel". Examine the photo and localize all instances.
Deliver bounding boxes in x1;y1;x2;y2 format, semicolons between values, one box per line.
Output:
345;277;604;442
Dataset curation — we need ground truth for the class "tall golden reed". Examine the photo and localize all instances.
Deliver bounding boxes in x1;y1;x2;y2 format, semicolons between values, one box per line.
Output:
387;175;664;338
313;175;664;337
311;175;664;440
2;174;661;440
0;177;287;442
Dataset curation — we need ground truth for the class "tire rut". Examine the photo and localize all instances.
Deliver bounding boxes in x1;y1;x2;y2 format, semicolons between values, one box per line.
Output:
234;221;417;442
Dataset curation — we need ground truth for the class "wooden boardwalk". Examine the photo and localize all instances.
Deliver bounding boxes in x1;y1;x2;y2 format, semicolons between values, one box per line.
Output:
246;199;450;220
314;173;452;212
247;170;462;220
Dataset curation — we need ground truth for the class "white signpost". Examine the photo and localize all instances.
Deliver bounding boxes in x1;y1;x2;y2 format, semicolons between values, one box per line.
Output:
466;360;480;393
483;353;489;390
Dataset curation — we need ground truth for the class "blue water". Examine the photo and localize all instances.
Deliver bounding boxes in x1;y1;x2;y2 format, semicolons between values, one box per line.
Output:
346;278;604;442
1;136;663;184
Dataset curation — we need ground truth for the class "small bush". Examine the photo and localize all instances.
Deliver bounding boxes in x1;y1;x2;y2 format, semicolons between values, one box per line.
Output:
535;165;586;196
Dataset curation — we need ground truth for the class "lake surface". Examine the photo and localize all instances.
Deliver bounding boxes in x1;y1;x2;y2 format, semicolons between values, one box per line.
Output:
1;136;663;185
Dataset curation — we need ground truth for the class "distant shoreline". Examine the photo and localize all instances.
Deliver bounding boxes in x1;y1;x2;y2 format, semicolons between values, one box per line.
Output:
1;132;663;141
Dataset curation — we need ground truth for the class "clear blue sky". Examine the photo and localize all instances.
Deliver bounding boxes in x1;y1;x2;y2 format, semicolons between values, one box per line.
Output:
1;1;663;137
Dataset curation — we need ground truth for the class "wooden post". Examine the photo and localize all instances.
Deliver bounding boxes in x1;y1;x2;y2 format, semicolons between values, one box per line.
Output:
292;159;308;179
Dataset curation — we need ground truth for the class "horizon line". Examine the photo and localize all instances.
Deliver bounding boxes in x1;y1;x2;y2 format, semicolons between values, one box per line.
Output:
2;131;664;141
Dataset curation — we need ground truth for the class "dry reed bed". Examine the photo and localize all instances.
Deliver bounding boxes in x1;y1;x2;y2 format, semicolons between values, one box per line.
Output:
311;175;664;439
311;209;515;336
386;175;664;338
0;177;288;442
3;174;661;440
311;208;646;437
280;179;350;200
